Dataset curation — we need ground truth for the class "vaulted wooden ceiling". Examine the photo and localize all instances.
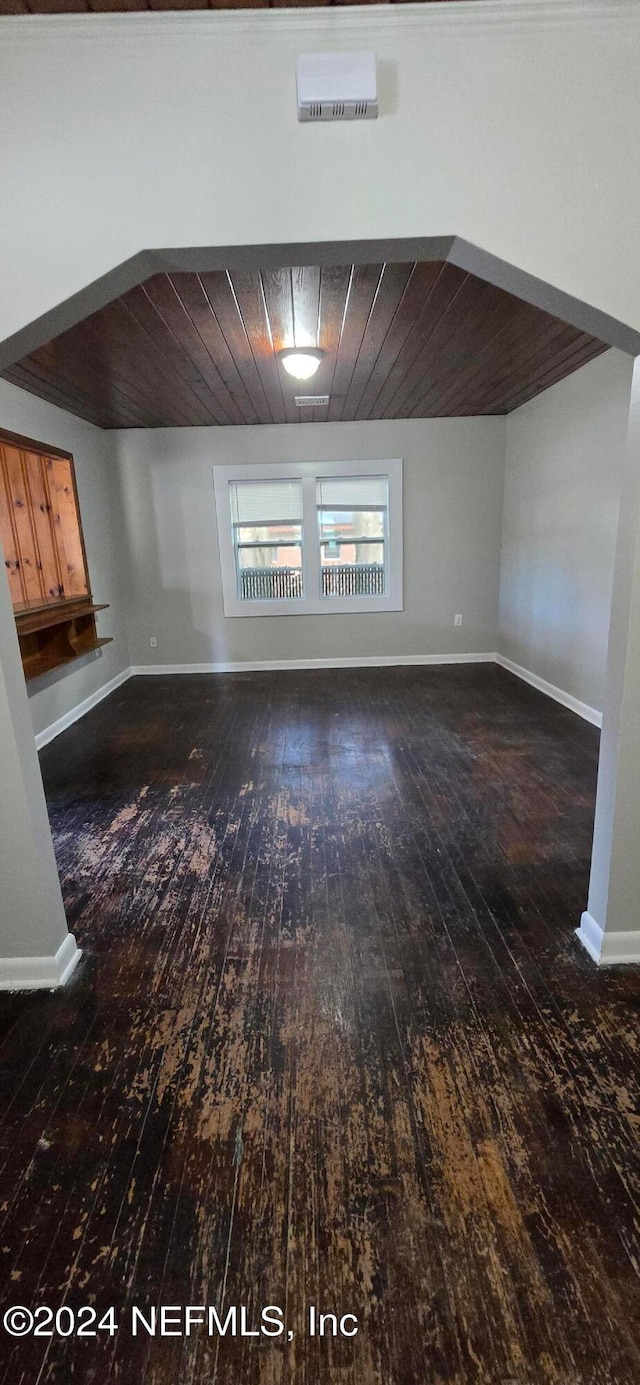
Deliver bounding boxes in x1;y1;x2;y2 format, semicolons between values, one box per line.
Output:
2;262;607;429
1;1;477;13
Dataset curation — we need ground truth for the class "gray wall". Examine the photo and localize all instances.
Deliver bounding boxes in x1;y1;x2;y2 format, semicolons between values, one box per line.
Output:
115;418;506;668
0;379;129;737
0;550;69;961
498;350;633;714
4;355;629;734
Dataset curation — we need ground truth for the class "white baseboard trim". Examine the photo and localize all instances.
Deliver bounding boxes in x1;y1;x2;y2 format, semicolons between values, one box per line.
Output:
129;653;497;676
33;650;601;746
576;912;640;966
495;654;602;728
0;931;82;991
35;667;133;750
32;653;497;745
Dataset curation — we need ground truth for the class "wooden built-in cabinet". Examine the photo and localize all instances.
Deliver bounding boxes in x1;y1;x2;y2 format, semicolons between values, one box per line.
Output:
0;429;111;681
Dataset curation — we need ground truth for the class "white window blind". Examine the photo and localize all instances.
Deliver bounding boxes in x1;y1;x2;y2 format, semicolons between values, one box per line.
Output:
316;476;388;509
230;479;303;525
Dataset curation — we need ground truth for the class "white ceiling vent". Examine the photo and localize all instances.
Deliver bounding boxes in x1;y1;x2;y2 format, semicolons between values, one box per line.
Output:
297;52;378;123
294;395;329;407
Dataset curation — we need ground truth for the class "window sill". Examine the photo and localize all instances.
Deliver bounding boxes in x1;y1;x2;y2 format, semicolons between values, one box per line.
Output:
221;595;403;618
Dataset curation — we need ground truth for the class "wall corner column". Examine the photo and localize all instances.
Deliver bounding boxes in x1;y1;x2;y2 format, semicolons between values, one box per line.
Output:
577;355;640;965
0;564;80;990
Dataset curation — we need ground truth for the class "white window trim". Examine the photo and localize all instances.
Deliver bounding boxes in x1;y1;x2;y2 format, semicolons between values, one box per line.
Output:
213;458;403;618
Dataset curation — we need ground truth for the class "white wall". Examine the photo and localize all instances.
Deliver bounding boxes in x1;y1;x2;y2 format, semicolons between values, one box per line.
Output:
0;380;129;737
115;418;505;668
498;350;633;714
1;3;640;351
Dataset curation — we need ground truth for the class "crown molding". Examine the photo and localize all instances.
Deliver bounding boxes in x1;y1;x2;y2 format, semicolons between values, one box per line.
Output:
0;1;637;44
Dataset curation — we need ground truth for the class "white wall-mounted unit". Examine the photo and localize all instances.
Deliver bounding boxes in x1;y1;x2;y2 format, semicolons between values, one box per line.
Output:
296;52;378;122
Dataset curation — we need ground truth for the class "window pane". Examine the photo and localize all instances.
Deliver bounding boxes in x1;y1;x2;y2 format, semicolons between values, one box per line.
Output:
315;475;388;597
320;538;385;596
318;509;385;544
321;540;384;566
237;544;302;571
230;478;303;525
237;522;302;547
237;539;303;601
320;554;385;596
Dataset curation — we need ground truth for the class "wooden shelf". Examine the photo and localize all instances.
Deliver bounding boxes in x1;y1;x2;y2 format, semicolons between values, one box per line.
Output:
15;600;109;636
16;600;111;682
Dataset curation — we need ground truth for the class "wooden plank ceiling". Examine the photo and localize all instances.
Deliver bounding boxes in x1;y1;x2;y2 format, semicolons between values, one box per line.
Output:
2;262;608;428
1;1;479;13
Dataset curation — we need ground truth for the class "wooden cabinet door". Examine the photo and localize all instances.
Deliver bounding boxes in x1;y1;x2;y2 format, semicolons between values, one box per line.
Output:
0;440;89;612
43;455;89;601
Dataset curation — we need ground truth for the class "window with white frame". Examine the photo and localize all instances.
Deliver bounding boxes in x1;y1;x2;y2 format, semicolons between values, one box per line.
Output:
213;459;403;618
230;478;305;602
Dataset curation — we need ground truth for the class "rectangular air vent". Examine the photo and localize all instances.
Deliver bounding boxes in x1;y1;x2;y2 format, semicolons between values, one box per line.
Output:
297;53;378;122
304;101;375;123
294;395;329;408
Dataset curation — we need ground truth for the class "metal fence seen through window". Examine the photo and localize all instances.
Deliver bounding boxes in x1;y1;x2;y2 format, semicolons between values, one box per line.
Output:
240;563;385;601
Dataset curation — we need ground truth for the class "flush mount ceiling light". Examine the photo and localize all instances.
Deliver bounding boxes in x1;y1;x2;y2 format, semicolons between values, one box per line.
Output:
278;348;324;381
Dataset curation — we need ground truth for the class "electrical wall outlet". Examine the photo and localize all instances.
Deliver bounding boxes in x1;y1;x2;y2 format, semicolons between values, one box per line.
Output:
149;636;158;648
454;614;463;627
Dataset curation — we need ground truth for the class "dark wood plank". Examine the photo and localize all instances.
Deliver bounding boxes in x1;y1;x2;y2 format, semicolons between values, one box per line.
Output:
352;260;445;420
29;337;161;428
387;274;506;417
311;263;353;422
492;337;610;414
4;261;608;428
139;275;247;425
171;272;260;425
291;264;321;350
68;314;197;427
88;0;148;10
22;0;89;8
260;266;294;354
340;260;415;420
0;667;637;1383
148;0;207;8
81;300;215;427
121;284;233;425
2;363;117;430
288;265;322;424
427;298;559;417
260;266;299;424
408;298;538;416
327;264;384;421
364;262;469;418
457;324;600;416
0;0;483;9
198;271;274;424
401;278;524;417
227;269;288;425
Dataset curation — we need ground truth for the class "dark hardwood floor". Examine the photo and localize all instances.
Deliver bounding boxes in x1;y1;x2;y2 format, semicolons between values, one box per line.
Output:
0;665;638;1384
